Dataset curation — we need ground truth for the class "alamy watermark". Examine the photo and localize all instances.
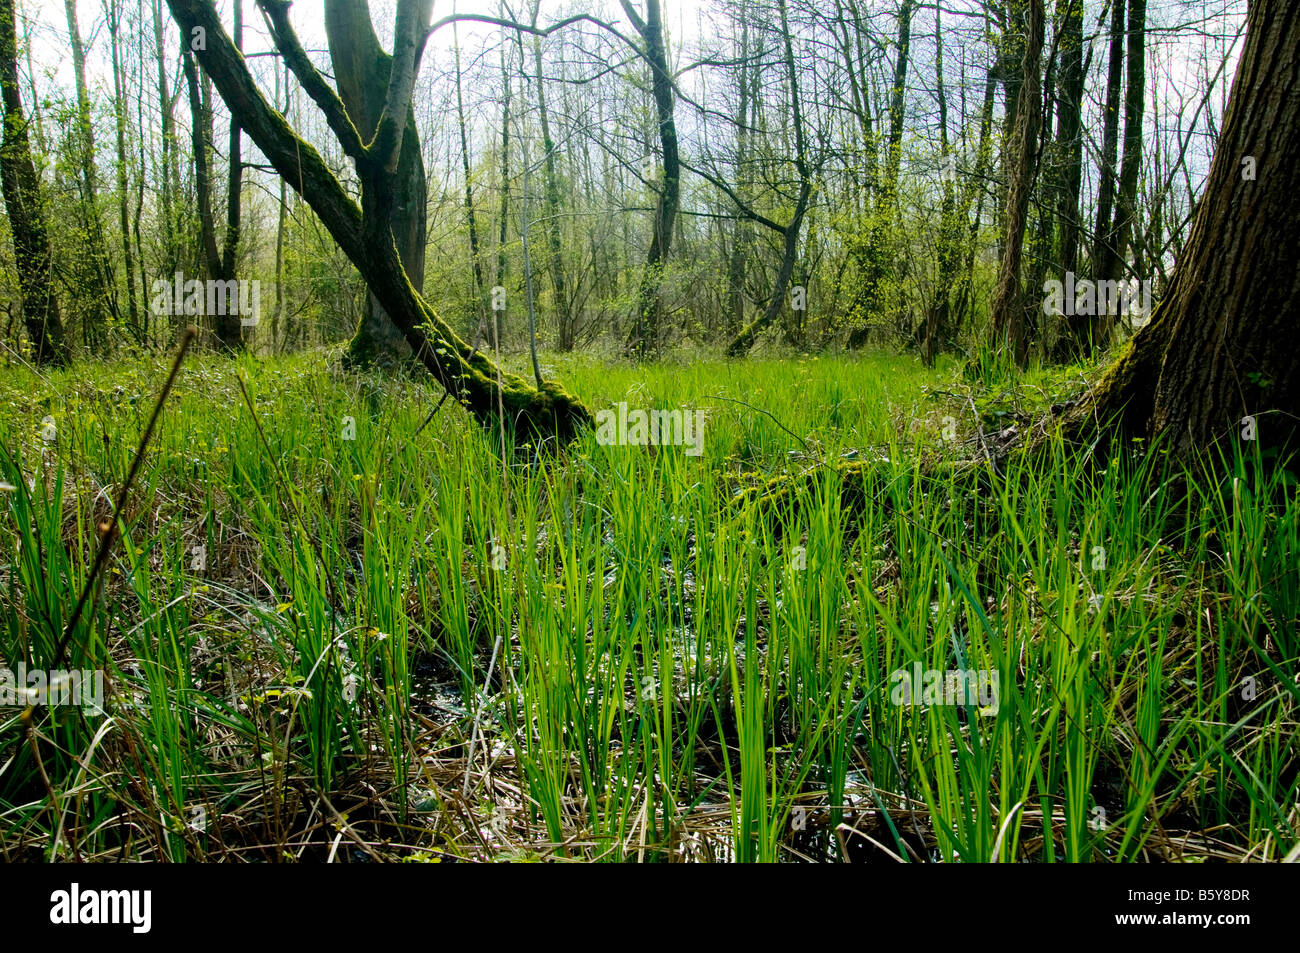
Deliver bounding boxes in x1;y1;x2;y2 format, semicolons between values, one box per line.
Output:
50;883;151;933
149;271;260;326
890;663;999;714
594;402;705;456
0;665;104;708
1042;272;1152;323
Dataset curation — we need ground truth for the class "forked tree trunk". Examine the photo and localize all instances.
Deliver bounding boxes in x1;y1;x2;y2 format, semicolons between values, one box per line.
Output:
324;0;426;369
1069;0;1300;456
166;0;590;446
0;0;67;365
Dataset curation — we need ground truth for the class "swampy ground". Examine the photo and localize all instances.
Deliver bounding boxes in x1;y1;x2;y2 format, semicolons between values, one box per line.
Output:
1;348;1296;862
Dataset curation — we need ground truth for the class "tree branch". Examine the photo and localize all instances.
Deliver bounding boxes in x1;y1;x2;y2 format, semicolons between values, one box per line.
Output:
255;0;367;164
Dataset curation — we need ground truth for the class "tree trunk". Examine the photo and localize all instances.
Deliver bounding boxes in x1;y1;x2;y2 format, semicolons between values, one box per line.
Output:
1047;0;1087;361
486;26;512;352
1088;0;1126;351
0;0;67;365
325;0;425;369
724;10;753;340
847;0;912;350
181;48;222;308
726;0;812;357
106;0;139;341
988;0;1044;367
1069;0;1300;457
531;5;573;351
64;0;119;347
922;6;956;367
167;0;590;445
1110;0;1147;281
453;29;487;345
272;56;288;354
953;67;997;332
622;0;680;360
152;0;180;286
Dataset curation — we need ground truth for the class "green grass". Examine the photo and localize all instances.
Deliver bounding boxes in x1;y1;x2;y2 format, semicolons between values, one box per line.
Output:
0;347;1296;861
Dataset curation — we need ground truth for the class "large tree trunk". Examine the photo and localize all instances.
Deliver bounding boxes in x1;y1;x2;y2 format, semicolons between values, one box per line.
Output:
483;25;512;353
953;66;997;333
1068;0;1300;457
987;0;1044;368
324;0;425;369
166;0;590;445
181;49;221;291
0;0;67;366
212;0;245;350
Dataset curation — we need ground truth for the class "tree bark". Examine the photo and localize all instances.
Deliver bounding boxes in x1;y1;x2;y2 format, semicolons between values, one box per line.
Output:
988;0;1044;367
0;0;67;365
152;0;180;285
1068;0;1300;457
324;0;426;369
723;10;753;340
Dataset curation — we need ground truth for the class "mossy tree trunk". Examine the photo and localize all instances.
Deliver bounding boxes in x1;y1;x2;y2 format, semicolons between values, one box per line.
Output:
167;0;591;445
0;0;67;366
325;0;425;370
846;0;913;351
1067;0;1300;457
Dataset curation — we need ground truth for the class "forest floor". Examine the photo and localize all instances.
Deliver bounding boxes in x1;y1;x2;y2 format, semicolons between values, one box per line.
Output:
1;346;1296;861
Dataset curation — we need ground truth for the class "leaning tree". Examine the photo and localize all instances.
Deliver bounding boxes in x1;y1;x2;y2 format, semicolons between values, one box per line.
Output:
166;0;592;445
1066;0;1300;457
